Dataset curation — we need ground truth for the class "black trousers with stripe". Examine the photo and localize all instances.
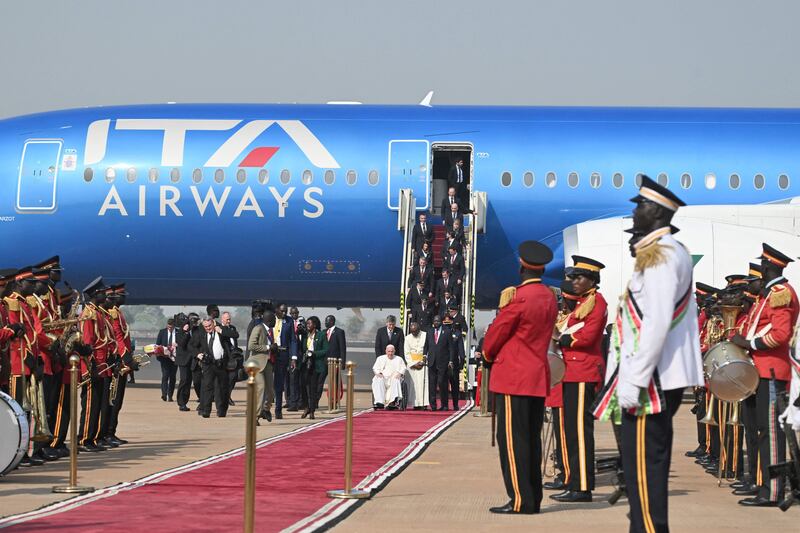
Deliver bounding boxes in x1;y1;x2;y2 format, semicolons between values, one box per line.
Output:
50;380;70;448
96;376;112;442
79;376;102;445
621;387;683;533
563;381;597;491
741;393;758;484
495;393;544;512
717;400;744;479
108;374;127;438
552;407;566;481
753;377;786;501
9;375;33;457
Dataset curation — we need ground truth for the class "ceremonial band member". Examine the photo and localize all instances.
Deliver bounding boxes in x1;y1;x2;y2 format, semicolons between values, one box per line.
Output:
550;256;607;503
484;241;558;515
105;284;131;446
601;176;703;532
731;243;799;506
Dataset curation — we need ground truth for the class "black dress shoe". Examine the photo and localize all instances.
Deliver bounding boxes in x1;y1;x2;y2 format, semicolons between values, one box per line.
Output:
738;496;777;507
56;445;70;458
374;403;384;410
24;454;46;466
78;444;101;453
161;395;167;402
40;448;60;461
543;479;567;491
275;412;283;420
179;406;190;412
685;445;705;457
216;412;227;418
109;437;125;446
301;409;310;419
730;480;749;490
102;437;120;448
732;486;759;496
168;396;174;402
262;410;272;422
489;503;538;515
309;411;315;419
550;490;592;503
228;398;235;406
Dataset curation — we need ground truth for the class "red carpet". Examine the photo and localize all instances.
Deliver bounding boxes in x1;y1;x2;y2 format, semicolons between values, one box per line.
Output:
0;403;472;532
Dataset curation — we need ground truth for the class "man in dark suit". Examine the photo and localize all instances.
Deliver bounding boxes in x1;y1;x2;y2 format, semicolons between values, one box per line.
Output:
375;315;404;360
272;303;297;420
444;202;464;232
425;315;455;410
412;297;434;330
192;317;232;418
441;186;463;218
447;159;467;200
441;231;462;260
444;307;467;410
408;280;427;310
323;315;347;403
408;257;435;295
175;313;201;412
443;244;466;283
411;212;434;253
436;270;458;305
155;318;178;402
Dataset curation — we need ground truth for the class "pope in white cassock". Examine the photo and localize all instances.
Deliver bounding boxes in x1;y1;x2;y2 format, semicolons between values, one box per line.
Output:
404;322;429;408
372;344;406;408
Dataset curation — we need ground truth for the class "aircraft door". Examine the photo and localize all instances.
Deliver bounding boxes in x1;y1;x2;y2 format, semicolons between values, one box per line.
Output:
387;140;429;210
17;139;62;212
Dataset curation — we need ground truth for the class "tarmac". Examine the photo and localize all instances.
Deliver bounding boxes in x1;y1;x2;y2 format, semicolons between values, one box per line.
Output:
1;373;798;531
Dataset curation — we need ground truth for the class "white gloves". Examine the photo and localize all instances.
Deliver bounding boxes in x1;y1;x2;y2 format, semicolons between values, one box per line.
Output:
778;406;800;431
617;381;641;410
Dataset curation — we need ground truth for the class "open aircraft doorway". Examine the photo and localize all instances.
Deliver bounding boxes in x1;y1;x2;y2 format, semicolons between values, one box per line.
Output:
431;143;472;216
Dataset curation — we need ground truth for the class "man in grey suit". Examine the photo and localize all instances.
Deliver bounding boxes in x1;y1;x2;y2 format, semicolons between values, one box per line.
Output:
247;309;277;423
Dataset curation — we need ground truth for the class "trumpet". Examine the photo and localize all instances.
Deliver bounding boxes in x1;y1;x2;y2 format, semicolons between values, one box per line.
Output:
42;317;80;332
77;361;114;387
110;353;150;405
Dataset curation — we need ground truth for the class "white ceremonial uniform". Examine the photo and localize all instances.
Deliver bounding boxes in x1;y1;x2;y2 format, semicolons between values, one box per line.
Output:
404;331;428;407
617;229;704;398
372;355;406;405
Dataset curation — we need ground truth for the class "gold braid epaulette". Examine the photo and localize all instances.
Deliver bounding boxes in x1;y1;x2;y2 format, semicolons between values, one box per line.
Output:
499;286;516;309
80;306;95;321
108;308;119;320
3;296;19;312
634;242;671;272
574;290;596;320
770;285;792;308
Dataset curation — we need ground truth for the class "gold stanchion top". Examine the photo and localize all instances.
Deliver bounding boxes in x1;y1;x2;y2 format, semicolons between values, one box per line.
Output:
346;361;356;369
69;354;80;368
245;360;260;379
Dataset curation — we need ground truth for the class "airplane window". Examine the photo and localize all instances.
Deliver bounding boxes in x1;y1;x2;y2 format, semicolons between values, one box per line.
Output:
635;173;644;188
680;173;691;189
612;173;623;188
105;168;116;183
545;172;557;188
779;173;790;190
368;169;380;186
148;168;159;183
346;170;357;186
192;169;202;183
754;173;765;190
170;168;180;183
214;169;224;184
523;171;534;188
705;173;716;190
127;168;137;183
657;173;668;187
258;169;269;185
729;173;740;190
301;169;313;185
567;172;579;188
590;172;601;189
324;169;335;185
280;169;291;184
501;171;512;187
83;167;93;182
237;169;247;184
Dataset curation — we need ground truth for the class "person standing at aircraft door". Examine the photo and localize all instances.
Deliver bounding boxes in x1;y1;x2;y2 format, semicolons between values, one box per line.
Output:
444;202;464;233
483;241;557;514
550;256;607;503
599;176;703;532
447;160;467;205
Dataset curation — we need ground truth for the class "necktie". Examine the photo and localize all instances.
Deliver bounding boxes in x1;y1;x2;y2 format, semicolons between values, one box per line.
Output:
422;223;426;233
458;167;462;183
168;330;173;345
327;328;332;341
435;329;440;343
268;327;274;342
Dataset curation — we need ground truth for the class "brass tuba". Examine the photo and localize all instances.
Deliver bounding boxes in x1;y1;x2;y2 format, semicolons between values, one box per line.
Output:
28;371;54;442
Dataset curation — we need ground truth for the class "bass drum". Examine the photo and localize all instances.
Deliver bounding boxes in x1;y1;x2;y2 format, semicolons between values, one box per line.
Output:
548;344;566;388
703;341;759;402
1;390;29;477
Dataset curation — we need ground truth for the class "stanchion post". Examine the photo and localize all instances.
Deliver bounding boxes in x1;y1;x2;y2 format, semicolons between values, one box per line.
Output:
474;362;491;417
243;360;259;533
327;361;370;499
334;358;341;411
326;358;334;412
53;355;94;494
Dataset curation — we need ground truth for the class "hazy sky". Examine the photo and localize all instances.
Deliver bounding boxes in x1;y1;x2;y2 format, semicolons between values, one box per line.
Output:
2;1;800;119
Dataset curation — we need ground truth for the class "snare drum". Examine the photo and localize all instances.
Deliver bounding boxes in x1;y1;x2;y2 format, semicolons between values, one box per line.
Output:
703;341;759;402
548;347;566;388
0;390;29;477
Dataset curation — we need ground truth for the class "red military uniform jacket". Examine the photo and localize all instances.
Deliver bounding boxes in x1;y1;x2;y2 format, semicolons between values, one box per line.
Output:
484;279;558;398
109;306;131;355
27;295;55;376
745;278;799;381
3;293;46;376
561;289;607;384
80;304;112;376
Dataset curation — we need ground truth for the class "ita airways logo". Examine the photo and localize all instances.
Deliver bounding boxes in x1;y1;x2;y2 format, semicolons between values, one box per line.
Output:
83;119;340;169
